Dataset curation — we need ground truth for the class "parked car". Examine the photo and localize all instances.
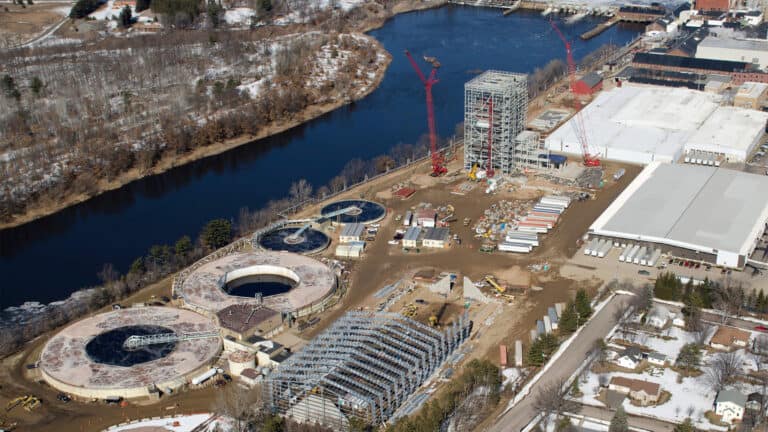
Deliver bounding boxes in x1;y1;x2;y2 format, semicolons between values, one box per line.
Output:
638;270;650;276
756;325;768;333
57;393;71;403
112;304;122;310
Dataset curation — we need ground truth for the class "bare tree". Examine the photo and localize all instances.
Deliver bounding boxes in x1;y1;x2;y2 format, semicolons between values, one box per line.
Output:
289;178;313;204
213;383;263;430
328;174;346;193
705;352;743;393
533;378;580;427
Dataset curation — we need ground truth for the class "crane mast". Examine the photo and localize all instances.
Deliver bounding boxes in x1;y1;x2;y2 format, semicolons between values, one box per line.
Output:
549;19;600;167
405;50;447;176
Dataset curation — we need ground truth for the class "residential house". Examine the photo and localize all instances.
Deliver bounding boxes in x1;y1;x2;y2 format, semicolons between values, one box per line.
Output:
608;376;662;405
647;305;670;328
615;347;642;369
647;352;667;366
715;389;747;423
710;326;751;350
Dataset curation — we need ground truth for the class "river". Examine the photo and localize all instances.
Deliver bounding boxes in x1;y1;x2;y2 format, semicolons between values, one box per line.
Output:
0;6;640;310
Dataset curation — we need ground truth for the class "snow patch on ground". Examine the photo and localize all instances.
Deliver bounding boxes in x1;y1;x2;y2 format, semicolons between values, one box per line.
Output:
106;413;235;432
502;368;521;388
224;7;255;25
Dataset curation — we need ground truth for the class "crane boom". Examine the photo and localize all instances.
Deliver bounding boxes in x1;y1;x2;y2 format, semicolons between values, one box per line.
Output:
405;50;447;176
549;19;600;167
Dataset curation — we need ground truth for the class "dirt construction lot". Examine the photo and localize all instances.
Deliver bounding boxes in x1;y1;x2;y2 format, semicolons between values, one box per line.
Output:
0;155;641;432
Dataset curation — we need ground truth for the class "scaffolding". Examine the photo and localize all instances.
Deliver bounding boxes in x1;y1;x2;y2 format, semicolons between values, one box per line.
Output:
464;70;528;175
264;311;471;430
513;130;551;171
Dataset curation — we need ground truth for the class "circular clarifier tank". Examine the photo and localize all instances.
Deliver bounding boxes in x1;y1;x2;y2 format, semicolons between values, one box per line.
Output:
256;226;330;254
224;273;297;298
320;199;386;224
85;325;177;367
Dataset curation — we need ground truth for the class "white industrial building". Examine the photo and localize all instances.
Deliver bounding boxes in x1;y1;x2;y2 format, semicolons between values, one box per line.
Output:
696;36;768;69
544;85;768;164
589;162;768;268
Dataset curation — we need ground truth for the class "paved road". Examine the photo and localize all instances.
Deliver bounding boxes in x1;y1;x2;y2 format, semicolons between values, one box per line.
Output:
489;293;633;432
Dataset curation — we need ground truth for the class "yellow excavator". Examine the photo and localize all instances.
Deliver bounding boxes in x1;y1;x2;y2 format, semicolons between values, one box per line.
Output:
468;163;479;181
485;276;506;294
7;395;39;412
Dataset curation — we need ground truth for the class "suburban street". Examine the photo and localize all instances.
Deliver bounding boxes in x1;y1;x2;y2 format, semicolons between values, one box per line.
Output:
577;405;675;431
489;293;634;432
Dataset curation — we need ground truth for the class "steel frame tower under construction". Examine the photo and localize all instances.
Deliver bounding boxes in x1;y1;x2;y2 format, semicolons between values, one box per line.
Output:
464;70;528;176
264;311;471;430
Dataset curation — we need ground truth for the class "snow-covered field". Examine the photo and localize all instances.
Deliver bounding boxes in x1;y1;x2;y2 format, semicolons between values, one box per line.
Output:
105;413;235;432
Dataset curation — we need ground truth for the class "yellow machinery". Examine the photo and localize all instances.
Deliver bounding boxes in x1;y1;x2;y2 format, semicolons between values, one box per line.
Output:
429;315;438;327
9;395;40;412
485;276;505;294
468;163;478;180
22;397;40;412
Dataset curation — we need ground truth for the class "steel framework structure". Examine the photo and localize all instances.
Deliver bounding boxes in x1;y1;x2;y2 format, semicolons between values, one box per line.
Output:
513;130;550;170
464;70;528;176
265;311;471;430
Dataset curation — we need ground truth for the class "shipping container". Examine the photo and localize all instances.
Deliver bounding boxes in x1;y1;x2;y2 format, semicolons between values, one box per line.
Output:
500;345;508;366
192;368;218;386
498;242;532;253
543;315;552;333
633;246;647;265
535;202;567;212
505;236;539;247
532;206;562;215
526;216;557;227
536;320;545;335
518;225;548;233
521;218;553;229
540;196;571;208
528;211;559;221
515;340;523;367
613;168;626;181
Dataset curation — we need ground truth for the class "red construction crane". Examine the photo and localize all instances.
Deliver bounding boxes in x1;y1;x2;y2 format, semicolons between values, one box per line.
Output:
405;50;447;176
549;19;601;167
486;97;494;178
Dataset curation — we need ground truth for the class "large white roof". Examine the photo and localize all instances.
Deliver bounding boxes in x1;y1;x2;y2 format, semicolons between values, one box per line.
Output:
590;162;768;256
544;84;767;163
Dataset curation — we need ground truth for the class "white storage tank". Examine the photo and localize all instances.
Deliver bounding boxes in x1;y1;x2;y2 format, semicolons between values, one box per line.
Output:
228;351;256;377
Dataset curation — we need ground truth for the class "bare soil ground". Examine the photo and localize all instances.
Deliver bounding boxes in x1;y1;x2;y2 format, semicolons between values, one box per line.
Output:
0;2;69;47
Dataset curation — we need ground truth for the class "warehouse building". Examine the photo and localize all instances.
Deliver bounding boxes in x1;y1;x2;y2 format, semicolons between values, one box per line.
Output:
589;162;768;268
544;84;768;164
734;81;768;109
696;36;768;70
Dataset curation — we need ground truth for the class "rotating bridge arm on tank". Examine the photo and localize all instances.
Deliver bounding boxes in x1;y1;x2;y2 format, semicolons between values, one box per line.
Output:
123;330;220;349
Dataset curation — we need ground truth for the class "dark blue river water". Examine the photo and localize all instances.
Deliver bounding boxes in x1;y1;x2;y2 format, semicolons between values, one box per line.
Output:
0;6;640;309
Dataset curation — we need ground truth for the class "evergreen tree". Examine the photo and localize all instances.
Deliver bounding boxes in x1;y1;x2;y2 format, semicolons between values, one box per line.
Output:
609;405;629;432
758;290;767;314
69;0;100;18
1;74;20;100
174;235;192;259
683;291;703;332
135;0;150;12
30;76;43;96
673;418;695;432
200;218;232;250
527;338;545;366
206;0;222;28
558;301;578;334
676;343;702;371
118;5;132;27
575;289;592;323
257;0;272;14
128;257;145;275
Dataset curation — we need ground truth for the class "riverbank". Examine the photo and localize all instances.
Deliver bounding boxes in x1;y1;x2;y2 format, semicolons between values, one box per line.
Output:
0;1;449;231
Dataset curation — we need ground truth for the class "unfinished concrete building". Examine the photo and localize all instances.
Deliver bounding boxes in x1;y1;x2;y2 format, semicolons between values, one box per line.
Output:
264;311;471;430
464;70;528;175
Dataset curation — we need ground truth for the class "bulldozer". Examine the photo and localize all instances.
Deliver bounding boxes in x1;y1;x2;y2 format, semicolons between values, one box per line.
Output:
6;396;37;413
429;303;449;327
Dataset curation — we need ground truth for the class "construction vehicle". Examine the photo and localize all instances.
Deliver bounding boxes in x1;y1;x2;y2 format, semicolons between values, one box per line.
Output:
485;276;506;294
468;163;478;180
7;395;39;412
6;397;27;412
429;303;449;327
22;397;40;412
549;19;600;167
405;50;447;176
